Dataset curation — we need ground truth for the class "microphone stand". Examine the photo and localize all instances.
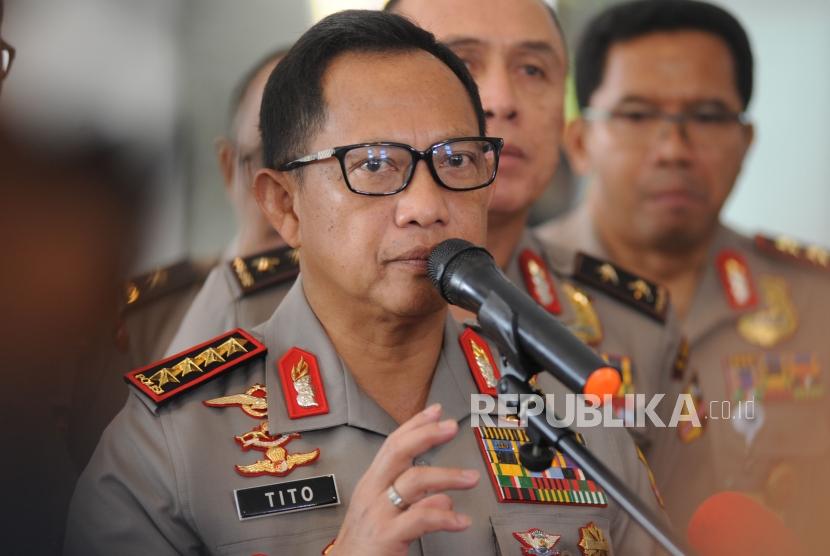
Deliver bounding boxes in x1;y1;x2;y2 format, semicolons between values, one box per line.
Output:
477;292;688;556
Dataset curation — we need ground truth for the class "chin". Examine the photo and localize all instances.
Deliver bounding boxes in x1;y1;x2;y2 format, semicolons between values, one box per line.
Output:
385;288;447;319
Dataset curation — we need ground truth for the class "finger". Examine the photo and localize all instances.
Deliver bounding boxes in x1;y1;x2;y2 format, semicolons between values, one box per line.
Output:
369;418;460;488
389;506;471;541
393;403;443;436
409;492;453;511
392;466;479;507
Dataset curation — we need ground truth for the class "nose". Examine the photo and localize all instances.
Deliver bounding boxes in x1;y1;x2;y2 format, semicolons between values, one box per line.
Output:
653;117;694;166
393;160;449;229
479;63;519;123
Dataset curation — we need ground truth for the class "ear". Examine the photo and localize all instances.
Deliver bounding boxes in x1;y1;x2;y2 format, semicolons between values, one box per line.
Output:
563;118;591;176
215;137;236;194
253;168;301;248
741;121;755;156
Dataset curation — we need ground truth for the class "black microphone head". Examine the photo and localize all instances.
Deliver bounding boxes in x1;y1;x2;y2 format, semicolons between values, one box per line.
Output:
427;238;493;304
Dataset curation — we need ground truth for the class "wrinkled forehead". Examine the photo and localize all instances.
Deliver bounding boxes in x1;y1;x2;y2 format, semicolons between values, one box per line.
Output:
314;49;479;148
395;0;565;60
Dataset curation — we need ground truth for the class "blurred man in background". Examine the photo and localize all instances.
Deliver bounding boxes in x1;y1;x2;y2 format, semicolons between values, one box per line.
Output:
536;0;829;549
0;0;13;96
165;47;298;355
69;47;298;473
389;0;683;455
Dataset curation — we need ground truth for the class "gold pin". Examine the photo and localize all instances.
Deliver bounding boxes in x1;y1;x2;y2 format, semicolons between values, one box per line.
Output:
562;282;603;346
578;522;610;556
737;276;798;348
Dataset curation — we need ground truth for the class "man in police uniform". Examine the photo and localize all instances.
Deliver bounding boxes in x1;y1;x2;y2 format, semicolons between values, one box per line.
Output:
67;11;665;555
389;0;683;454
165;48;298;355
535;0;830;548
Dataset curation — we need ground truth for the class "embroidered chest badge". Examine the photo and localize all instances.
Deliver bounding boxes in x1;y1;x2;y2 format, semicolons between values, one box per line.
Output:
473;424;607;507
513;528;562;556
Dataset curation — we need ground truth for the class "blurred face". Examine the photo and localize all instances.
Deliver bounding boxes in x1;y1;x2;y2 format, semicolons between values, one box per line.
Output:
570;31;754;252
395;0;567;221
217;60;281;249
257;50;491;318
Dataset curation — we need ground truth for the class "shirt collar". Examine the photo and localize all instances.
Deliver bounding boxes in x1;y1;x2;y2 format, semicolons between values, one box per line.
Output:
261;277;477;437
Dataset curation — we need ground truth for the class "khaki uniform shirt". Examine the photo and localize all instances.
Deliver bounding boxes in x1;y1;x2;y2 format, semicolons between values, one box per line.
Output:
67;279;666;556
509;229;684;453
538;206;830;551
166;247;299;355
67;258;212;471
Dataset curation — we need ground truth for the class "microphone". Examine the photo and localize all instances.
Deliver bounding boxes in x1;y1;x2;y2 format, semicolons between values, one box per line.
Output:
427;238;621;398
687;491;804;556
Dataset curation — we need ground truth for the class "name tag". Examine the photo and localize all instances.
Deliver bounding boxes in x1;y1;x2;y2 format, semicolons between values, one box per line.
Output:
234;474;340;521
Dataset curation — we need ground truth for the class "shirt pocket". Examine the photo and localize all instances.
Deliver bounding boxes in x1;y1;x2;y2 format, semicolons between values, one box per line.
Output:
490;511;613;556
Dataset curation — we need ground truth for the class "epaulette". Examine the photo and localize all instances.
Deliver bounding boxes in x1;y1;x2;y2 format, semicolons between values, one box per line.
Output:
754;234;830;272
230;245;300;296
572;252;668;323
124;259;208;311
124;328;266;405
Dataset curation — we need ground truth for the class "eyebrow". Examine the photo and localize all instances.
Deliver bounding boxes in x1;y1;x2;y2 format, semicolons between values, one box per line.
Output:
615;95;734;109
444;37;559;57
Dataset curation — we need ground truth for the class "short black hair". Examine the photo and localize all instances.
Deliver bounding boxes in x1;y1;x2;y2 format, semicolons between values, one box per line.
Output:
259;9;485;170
576;0;754;110
226;46;290;137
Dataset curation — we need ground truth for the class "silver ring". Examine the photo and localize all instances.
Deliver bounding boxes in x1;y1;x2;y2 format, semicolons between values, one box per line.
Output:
386;484;409;511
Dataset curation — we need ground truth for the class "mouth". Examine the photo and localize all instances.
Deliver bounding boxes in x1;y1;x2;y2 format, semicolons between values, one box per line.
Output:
387;246;435;271
645;186;707;209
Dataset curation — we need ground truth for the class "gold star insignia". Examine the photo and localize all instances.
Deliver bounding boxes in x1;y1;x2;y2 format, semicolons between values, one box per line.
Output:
628;279;653;302
149;368;180;388
253;256;280;273
806;245;829;267
125;282;140;304
775;236;801;256
171;358;202;378
193;348;225;367
597;263;619;285
217;337;250;358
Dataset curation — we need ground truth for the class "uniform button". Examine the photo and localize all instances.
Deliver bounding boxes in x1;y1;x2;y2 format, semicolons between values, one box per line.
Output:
413;458;429;466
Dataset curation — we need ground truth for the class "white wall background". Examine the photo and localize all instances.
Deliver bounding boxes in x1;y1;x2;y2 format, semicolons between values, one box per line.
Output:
717;0;830;244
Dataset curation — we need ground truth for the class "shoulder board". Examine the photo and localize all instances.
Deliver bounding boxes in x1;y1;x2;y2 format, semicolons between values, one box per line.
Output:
124;259;209;311
124;328;266;406
754;234;830;272
230;245;300;296
572;252;668;323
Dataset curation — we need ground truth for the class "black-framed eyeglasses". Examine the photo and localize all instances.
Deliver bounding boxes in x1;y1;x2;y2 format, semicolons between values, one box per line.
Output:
278;136;504;196
1;39;15;80
582;106;749;146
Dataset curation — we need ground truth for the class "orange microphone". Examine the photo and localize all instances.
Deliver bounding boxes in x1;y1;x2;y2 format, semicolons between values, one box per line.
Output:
687;491;805;556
